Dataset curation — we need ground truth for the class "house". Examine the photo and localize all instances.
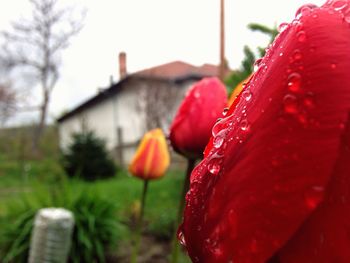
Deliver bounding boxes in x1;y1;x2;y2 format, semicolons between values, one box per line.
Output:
57;52;228;166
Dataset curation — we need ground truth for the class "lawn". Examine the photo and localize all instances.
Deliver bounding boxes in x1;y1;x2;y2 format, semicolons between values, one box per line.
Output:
0;156;191;262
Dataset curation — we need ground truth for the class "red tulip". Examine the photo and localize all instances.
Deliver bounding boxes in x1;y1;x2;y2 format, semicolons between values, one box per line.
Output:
179;1;350;262
170;77;227;159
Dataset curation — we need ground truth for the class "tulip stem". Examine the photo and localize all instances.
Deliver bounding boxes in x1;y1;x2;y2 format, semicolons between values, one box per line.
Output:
131;179;149;263
171;158;196;263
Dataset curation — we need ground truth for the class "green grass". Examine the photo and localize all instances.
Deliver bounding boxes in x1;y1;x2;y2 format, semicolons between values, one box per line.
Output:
0;157;191;262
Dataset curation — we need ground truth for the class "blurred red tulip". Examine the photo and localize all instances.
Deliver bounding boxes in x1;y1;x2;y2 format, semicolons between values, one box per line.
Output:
129;128;170;180
170;77;227;159
179;1;350;262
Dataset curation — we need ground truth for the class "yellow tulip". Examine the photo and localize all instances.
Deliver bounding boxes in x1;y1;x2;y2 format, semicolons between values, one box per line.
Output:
129;128;170;180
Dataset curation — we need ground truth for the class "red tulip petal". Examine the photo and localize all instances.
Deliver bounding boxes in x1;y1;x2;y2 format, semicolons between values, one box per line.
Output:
278;113;350;263
180;2;350;263
170;77;227;159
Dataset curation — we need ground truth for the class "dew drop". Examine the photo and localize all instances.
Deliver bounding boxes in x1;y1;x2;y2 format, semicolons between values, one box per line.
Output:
212;119;223;137
177;227;187;247
298;112;308;124
222;107;229;116
344;13;350;23
295;4;318;18
208;159;221;175
303;92;315;108
213;135;225;149
287;72;302;92
283;94;299;114
330;63;337;69
253;58;263;72
332;0;348;10
293;49;302;61
242;89;253;102
240;119;250;131
297;31;306;42
194;91;200;98
278;22;289;32
304;186;325;209
212;115;234;137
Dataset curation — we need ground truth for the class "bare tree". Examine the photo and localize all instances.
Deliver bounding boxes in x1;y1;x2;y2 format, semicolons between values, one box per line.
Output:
136;80;184;133
0;0;85;153
0;83;17;125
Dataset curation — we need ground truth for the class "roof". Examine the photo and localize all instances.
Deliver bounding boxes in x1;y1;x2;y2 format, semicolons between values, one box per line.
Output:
134;61;226;80
57;61;228;123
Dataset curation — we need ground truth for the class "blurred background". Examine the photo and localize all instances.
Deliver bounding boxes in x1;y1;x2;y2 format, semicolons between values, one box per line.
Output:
0;0;324;262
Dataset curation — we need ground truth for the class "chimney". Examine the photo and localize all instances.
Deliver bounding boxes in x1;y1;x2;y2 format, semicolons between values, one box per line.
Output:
119;52;127;79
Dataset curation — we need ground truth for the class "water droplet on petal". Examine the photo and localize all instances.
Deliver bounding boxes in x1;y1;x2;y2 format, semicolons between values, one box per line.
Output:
330;63;337;69
242;89;253;102
278;22;289;32
293;49;302;61
213;135;225;149
344;12;350;23
253;58;263;72
222;107;229;116
287;72;302;92
295;4;318;18
194;91;200;98
303;92;315;108
240;119;250;131
177;226;187;247
304;186;325;209
297;31;306;42
332;0;348;10
283;94;299;114
207;159;222;175
297;112;308;125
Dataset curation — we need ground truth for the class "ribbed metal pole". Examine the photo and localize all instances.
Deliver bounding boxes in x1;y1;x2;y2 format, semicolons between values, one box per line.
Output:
28;208;75;263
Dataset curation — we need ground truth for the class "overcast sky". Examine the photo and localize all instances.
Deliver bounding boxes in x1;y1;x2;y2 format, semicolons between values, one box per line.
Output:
0;0;325;125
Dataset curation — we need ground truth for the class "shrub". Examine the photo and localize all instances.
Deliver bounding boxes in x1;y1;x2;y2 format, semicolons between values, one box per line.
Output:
62;131;116;181
0;184;126;263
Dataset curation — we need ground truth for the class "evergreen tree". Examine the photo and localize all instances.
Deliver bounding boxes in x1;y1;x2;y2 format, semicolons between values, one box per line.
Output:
62;131;116;181
225;23;278;94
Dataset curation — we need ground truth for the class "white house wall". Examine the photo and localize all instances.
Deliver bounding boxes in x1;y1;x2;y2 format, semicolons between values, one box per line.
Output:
59;96;116;150
59;78;197;165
